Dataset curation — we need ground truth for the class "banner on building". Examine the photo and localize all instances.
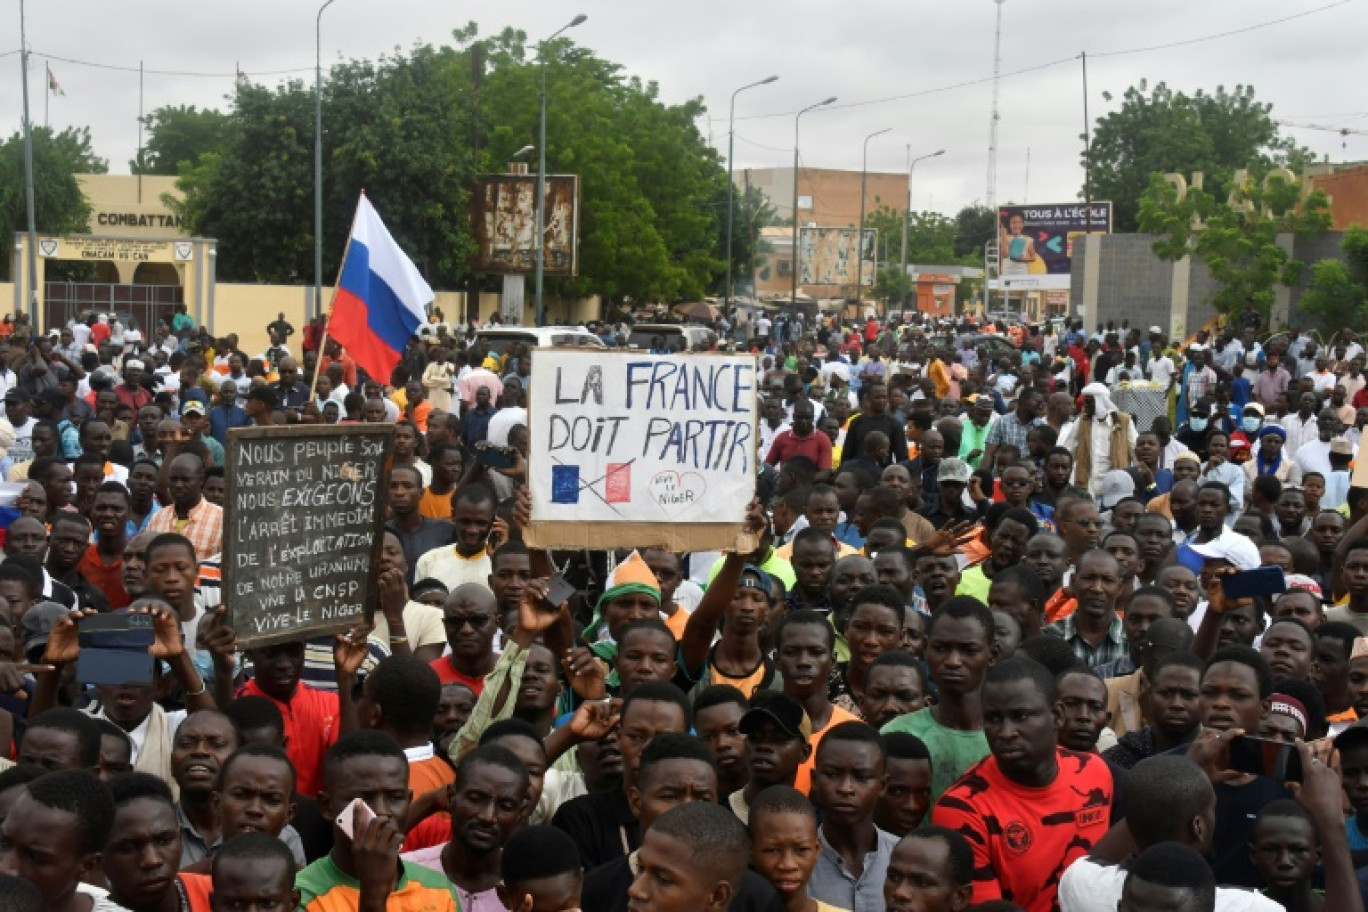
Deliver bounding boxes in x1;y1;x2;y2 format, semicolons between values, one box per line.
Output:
993;202;1111;290
471;174;580;276
527;350;759;551
799;227;876;287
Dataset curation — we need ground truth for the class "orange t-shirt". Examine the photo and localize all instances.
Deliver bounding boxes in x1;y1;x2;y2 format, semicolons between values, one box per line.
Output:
793;704;862;794
237;679;339;798
933;749;1113;910
78;545;130;609
419;488;454;521
178;873;213;912
663;605;690;640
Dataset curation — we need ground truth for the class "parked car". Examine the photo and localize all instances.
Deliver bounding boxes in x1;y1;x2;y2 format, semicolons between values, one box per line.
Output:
473;326;606;357
625;323;717;352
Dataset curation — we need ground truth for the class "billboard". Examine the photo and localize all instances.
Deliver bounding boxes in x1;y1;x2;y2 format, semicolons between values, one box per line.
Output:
995;202;1111;290
799;227;876;287
472;174;580;276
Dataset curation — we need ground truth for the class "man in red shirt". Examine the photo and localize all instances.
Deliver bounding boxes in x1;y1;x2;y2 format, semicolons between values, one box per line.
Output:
429;583;498;695
220;629;369;797
766;399;833;471
932;656;1114;911
114;359;153;412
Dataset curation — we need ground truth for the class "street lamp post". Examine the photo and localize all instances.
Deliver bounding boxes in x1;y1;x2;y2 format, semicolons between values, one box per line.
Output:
855;127;890;306
724;75;777;316
314;0;338;321
18;0;37;320
535;13;587;328
900;148;944;310
790;96;837;315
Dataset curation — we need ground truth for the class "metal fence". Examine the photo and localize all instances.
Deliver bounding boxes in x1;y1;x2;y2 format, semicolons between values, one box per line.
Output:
45;283;183;336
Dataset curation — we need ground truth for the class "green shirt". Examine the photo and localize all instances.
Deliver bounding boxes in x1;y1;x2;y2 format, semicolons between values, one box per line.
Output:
880;706;990;806
297;854;460;912
955;565;991;604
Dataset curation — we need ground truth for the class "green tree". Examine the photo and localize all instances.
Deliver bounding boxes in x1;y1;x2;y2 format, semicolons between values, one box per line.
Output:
174;25;733;304
1299;226;1368;336
473;27;730;304
953;204;995;261
1139;171;1330;319
0;126;100;281
175;43;479;286
133;105;232;175
1088;81;1312;232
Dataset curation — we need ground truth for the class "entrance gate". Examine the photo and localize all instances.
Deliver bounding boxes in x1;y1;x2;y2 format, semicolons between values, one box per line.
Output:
45;283;183;338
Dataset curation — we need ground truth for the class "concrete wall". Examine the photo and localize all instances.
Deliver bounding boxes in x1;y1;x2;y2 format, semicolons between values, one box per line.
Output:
217;286;599;357
0;278;601;362
1074;231;1350;335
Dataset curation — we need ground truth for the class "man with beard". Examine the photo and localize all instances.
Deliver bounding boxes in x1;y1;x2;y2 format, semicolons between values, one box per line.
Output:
1103;647;1204;769
1055;667;1112;757
1275;487;1309;538
1056;496;1104;565
1048;550;1126;669
931;656;1113;910
429;584;498;696
956;507;1038;604
402;745;528;910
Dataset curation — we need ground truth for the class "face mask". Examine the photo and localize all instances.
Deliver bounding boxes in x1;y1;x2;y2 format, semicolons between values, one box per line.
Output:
1242;417;1262;433
1190;418;1209;432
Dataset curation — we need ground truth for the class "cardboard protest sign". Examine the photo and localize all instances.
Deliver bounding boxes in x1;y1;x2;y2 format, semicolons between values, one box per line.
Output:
527;350;759;550
224;424;392;648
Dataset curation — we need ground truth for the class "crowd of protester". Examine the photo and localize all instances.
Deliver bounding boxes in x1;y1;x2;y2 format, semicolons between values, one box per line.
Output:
0;303;1368;912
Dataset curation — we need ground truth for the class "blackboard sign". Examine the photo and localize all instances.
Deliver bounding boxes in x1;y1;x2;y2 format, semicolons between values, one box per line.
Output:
224;424;392;648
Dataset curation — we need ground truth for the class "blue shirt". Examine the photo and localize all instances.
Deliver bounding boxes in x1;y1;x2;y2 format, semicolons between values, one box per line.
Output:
209;405;249;445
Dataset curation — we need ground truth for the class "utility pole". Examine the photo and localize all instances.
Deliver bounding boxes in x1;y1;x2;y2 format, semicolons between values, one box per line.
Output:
19;0;38;320
986;0;1007;316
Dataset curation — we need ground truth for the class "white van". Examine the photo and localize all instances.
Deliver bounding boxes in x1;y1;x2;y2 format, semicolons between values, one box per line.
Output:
473;326;606;356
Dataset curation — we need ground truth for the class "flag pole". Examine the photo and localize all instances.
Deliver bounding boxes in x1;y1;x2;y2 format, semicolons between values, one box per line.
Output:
307;190;364;403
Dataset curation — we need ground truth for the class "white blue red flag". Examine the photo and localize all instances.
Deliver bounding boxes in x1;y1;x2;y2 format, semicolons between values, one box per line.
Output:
328;193;434;382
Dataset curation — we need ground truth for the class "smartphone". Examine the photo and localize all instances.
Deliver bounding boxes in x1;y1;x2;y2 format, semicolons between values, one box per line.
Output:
335;796;376;840
79;613;155;650
475;445;517;469
77;648;155;686
544;573;576;610
1221;566;1287;601
1227;735;1303;783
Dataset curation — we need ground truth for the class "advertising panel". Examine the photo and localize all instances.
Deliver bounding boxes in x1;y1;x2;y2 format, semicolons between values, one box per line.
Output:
995;202;1111;290
472;174;580;276
799;227;876;287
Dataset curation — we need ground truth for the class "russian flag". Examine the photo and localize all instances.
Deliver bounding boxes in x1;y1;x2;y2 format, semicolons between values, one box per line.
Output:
328;193;434;384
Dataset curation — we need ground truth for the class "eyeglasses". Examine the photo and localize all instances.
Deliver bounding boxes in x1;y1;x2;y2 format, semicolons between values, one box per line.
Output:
444;615;493;629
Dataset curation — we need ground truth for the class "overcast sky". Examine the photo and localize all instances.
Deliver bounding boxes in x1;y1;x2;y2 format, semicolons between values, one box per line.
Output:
5;0;1365;218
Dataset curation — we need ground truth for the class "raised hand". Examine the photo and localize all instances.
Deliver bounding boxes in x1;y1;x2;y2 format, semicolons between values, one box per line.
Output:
568;697;621;741
561;646;607;701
